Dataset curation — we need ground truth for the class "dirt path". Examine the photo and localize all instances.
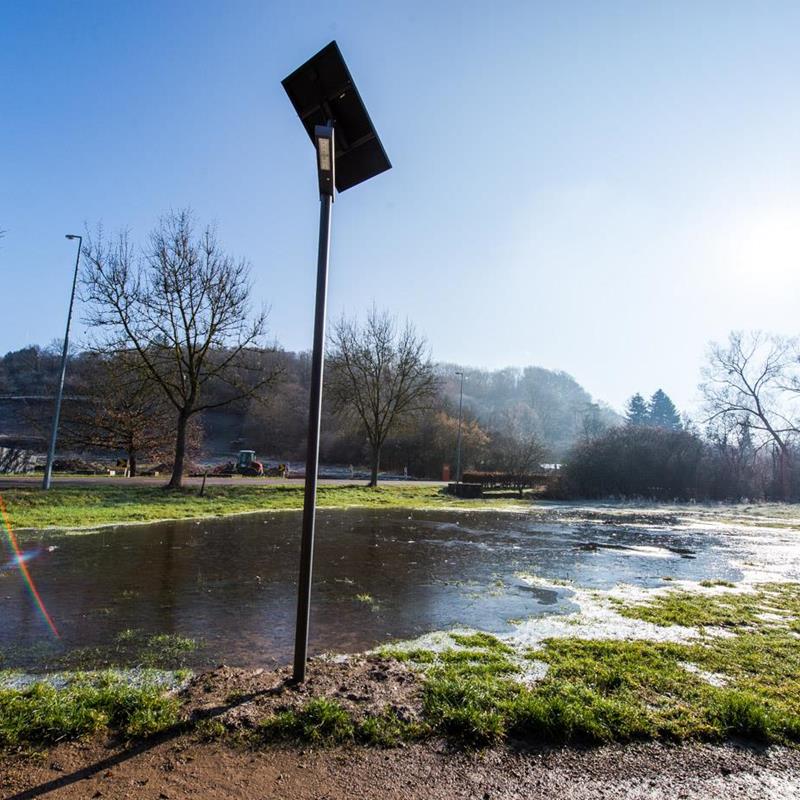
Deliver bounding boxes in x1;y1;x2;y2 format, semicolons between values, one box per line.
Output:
3;736;800;799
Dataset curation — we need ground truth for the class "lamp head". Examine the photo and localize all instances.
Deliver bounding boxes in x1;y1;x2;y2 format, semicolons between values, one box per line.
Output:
65;234;79;240
314;125;335;198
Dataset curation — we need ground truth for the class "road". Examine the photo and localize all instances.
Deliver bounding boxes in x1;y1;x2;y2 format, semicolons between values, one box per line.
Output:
0;474;448;489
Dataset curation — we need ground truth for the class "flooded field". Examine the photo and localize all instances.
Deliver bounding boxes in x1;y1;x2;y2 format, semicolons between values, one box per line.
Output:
2;503;800;670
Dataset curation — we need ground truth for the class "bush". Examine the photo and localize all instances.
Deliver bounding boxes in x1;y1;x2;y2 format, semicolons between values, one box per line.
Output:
563;426;708;500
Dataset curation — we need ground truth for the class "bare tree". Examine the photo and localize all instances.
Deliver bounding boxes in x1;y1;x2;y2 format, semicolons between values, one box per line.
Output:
489;405;548;497
701;331;799;499
81;210;276;488
327;307;438;486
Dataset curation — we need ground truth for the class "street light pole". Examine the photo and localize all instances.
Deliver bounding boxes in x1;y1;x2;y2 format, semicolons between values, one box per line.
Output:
455;371;464;491
42;234;82;491
293;126;334;683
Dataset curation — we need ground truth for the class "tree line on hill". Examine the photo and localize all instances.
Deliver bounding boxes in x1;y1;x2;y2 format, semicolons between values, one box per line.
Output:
0;339;601;487
0;210;613;488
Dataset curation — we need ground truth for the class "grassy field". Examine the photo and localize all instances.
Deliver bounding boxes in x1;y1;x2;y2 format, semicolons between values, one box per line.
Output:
5;490;799;752
0;483;527;533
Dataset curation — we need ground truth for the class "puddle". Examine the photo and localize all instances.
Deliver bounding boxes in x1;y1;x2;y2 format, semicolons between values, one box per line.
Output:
2;505;799;669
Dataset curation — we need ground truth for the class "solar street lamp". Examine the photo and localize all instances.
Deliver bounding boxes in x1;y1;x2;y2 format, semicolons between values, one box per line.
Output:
282;41;391;683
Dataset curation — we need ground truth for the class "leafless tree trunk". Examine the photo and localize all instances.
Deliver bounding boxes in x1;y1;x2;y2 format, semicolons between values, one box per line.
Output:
701;331;799;500
327;307;438;487
81;210;277;488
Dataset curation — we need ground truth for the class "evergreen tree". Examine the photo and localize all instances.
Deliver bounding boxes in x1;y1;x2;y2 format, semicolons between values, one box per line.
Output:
625;393;650;426
649;389;682;430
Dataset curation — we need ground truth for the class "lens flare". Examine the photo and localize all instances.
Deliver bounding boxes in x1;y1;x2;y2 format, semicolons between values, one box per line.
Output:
0;494;59;637
2;549;39;570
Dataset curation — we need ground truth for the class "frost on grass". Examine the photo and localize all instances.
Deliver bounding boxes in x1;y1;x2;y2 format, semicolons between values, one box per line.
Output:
0;668;190;692
378;574;743;686
510;574;713;649
679;661;728;687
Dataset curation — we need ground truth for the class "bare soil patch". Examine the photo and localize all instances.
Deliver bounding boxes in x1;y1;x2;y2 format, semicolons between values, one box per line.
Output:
183;656;422;730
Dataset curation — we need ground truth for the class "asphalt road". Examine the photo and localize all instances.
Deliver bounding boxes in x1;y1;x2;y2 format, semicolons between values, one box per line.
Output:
0;474;448;489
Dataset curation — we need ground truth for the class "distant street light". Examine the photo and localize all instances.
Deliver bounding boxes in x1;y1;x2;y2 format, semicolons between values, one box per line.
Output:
455;371;465;491
282;41;391;683
42;234;82;491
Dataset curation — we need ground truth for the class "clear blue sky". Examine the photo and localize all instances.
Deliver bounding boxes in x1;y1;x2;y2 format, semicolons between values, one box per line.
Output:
2;0;799;413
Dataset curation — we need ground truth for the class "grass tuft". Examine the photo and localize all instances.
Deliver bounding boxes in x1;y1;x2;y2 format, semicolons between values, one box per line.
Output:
449;632;514;653
258;698;355;745
0;673;180;747
356;711;427;747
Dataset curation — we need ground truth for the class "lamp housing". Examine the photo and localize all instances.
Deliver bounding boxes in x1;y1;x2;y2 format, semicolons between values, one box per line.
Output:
315;125;335;197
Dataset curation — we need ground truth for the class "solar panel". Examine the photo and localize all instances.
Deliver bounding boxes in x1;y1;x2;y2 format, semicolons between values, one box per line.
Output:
282;41;392;192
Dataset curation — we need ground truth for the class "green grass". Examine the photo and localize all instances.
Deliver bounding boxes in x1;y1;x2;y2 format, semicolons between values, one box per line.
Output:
617;583;798;629
0;672;181;748
376;584;800;748
256;698;426;748
408;634;800;747
7;578;800;752
258;697;355;744
65;630;199;670
0;484;527;533
449;632;514;653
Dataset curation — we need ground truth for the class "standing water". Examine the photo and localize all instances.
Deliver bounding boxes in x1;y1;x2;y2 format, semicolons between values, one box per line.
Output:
2;505;799;669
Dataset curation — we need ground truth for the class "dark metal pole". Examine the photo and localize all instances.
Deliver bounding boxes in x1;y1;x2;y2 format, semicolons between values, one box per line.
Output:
455;371;464;490
293;190;333;683
43;235;82;490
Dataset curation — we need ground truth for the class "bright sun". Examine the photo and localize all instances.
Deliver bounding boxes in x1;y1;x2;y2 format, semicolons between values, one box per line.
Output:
728;209;800;284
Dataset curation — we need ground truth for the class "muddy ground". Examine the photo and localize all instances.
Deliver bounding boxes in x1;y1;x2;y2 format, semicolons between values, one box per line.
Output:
3;660;800;799
3;733;800;799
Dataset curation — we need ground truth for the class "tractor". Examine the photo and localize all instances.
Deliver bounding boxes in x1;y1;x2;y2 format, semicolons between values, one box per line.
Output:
235;450;264;477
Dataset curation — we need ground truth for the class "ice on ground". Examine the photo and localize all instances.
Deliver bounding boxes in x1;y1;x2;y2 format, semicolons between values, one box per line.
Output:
511;576;705;648
513;573;746;648
381;574;743;675
679;662;728;687
518;659;549;684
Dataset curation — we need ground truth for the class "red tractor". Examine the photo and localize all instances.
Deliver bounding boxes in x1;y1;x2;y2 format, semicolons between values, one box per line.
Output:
235;450;264;477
